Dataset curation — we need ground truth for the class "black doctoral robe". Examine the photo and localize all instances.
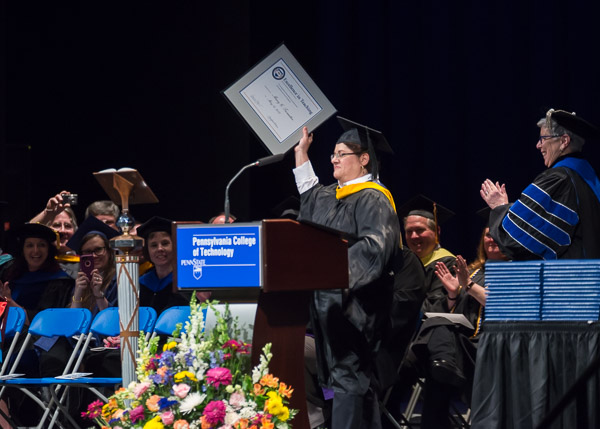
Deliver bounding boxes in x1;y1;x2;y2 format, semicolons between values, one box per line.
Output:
490;154;600;260
299;182;400;395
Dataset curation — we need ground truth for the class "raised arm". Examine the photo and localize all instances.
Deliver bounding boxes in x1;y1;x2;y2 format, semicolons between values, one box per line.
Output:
294;126;313;167
30;190;74;224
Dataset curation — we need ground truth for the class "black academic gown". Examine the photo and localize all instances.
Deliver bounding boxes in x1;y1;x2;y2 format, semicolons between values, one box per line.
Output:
299;182;400;396
421;249;456;313
490;153;600;260
139;270;189;316
413;268;486;429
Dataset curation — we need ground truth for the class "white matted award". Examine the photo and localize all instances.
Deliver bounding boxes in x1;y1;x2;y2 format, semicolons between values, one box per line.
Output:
223;43;337;155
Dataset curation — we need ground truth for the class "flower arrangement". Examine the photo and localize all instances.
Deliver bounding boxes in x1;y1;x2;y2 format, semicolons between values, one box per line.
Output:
83;297;297;428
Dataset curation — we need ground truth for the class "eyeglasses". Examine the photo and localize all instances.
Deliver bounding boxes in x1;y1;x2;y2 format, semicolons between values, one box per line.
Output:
330;152;360;161
538;135;561;143
81;246;107;257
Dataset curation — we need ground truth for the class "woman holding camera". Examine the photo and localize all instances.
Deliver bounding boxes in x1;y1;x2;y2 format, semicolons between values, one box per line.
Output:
67;216;119;315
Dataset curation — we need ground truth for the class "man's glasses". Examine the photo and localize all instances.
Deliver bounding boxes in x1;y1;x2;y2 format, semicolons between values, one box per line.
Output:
538;135;561;143
81;246;107;257
330;152;360;161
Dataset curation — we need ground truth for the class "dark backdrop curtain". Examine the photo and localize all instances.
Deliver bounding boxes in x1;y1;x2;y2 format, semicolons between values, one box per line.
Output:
3;0;599;258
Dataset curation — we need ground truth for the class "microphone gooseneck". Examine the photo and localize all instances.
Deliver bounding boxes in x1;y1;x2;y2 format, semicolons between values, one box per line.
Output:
223;153;285;224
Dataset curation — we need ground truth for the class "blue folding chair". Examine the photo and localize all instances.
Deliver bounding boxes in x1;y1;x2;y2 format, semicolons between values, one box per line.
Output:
150;305;192;339
0;308;92;429
0;307;27;375
2;307;157;429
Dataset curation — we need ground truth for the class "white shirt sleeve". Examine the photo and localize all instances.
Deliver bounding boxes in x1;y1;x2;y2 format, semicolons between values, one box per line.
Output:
293;161;319;194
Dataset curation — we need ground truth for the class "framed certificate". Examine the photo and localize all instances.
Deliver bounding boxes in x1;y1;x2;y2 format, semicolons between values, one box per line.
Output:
223;43;337;155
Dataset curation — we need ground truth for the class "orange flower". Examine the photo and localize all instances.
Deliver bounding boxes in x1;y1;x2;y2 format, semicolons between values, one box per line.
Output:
157;366;168;377
146;395;161;412
107;398;118;409
278;382;294;398
259;374;279;388
200;415;212;429
235;419;249;429
260;416;274;429
253;383;265;396
173;420;190;429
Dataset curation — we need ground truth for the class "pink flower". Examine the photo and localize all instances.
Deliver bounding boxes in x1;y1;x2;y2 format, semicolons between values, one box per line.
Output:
173;383;191;398
161;410;175;425
203;400;226;425
229;392;245;408
222;339;241;350
134;381;151;398
129;405;145;423
82;399;103;419
206;367;232;388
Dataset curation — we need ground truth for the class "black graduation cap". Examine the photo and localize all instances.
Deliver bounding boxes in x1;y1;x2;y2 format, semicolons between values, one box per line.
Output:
546;109;600;141
397;194;455;243
336;116;393;180
136;216;173;239
66;215;120;253
15;223;59;247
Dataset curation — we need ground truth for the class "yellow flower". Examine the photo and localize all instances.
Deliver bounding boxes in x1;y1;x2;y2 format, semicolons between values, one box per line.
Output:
163;341;177;351
143;415;164;429
278;406;290;421
174;371;198;383
265;392;283;415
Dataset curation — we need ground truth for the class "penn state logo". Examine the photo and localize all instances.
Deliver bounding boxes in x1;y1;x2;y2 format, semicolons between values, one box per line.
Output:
272;66;285;80
193;259;205;280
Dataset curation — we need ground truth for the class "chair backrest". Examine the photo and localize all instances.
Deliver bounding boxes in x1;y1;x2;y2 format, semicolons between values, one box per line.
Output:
152;306;191;336
28;308;92;338
3;307;26;339
139;307;157;334
90;307;158;337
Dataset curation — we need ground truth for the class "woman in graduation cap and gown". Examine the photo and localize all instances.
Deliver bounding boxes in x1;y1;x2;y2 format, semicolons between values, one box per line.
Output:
482;109;600;260
137;216;191;315
294;118;400;429
1;223;73;324
0;223;74;425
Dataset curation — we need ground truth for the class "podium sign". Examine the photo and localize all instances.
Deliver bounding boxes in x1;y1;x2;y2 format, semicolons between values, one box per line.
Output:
174;222;262;289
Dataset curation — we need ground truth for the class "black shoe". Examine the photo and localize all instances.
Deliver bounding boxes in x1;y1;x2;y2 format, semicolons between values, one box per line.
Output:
430;359;467;388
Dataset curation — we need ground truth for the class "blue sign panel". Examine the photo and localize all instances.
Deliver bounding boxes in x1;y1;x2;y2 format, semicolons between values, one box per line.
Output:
175;222;262;289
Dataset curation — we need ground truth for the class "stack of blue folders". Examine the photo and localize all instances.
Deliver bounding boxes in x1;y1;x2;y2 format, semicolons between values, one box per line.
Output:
484;261;542;321
484;260;600;321
541;260;600;321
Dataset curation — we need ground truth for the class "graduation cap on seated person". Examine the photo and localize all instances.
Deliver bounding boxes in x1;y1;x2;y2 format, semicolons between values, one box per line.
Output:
397;194;455;244
336;116;394;181
15;223;60;248
66;215;120;253
136;216;174;239
546;109;600;141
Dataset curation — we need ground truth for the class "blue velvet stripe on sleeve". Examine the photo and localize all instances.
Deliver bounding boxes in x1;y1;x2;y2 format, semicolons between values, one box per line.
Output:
522;184;579;226
502;213;557;260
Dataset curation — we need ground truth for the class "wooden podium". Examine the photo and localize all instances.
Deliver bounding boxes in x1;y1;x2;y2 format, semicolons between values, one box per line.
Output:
252;219;349;429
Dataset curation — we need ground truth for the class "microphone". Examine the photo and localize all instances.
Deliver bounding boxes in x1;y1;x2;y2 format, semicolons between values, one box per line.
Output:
224;153;286;224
